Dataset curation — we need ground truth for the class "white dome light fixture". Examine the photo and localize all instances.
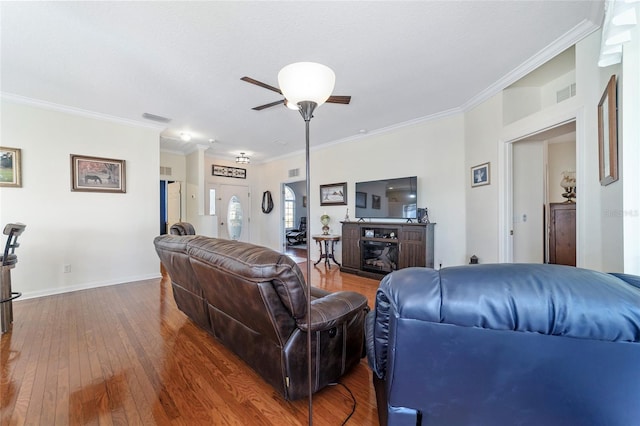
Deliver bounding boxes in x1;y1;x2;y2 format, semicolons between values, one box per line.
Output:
278;62;335;111
179;132;192;142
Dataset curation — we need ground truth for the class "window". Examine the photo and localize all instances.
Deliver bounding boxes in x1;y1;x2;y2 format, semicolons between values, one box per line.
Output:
284;185;295;229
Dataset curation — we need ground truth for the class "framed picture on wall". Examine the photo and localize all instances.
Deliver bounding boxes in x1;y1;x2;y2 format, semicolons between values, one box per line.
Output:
70;154;126;193
0;146;22;188
320;182;347;206
471;162;490;187
598;74;618;186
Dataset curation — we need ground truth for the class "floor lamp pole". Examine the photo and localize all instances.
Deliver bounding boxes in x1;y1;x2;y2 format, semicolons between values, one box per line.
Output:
298;100;317;426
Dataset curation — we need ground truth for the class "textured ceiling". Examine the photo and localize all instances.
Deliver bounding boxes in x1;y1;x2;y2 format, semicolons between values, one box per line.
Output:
1;1;603;162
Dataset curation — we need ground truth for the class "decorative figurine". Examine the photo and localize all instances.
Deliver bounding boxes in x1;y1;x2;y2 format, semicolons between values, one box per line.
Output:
421;207;430;224
320;213;330;235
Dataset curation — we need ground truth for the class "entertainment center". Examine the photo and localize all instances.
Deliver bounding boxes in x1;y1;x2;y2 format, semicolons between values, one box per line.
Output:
340;221;435;279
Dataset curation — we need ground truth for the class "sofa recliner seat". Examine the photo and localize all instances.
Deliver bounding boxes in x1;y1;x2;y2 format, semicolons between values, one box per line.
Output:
154;234;369;400
366;263;640;426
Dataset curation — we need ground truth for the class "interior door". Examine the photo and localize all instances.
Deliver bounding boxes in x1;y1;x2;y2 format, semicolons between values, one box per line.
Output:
512;141;544;263
217;184;250;242
166;181;181;233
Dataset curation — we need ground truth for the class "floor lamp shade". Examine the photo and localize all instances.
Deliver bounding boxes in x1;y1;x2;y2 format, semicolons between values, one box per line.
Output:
278;62;336;107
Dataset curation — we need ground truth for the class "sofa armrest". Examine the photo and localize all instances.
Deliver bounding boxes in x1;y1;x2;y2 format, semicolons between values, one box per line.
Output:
610;273;640;291
297;291;368;332
310;286;331;299
366;285;392;380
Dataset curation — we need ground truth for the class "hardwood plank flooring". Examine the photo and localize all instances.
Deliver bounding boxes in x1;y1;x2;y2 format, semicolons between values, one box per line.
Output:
1;262;381;425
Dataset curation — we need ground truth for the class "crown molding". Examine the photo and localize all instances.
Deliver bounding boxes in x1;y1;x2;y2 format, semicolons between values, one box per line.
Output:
462;19;601;112
262;21;601;165
1;92;166;131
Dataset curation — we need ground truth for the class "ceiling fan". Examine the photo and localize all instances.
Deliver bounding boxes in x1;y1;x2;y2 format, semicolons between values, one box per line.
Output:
241;76;351;111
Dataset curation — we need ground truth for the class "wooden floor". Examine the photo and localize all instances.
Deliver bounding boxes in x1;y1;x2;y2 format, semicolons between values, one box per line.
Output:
0;260;381;425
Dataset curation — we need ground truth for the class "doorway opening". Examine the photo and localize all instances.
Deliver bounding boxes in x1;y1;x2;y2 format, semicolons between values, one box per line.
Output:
160;180;181;235
282;180;307;263
509;120;577;265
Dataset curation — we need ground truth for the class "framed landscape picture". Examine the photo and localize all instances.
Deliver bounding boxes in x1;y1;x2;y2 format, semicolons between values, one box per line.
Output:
320;182;347;206
0;146;22;187
70;154;126;193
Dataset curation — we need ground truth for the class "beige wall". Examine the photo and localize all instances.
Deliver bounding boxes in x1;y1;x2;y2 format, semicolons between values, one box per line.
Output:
464;94;502;264
253;114;468;268
0;99;161;298
548;141;576;204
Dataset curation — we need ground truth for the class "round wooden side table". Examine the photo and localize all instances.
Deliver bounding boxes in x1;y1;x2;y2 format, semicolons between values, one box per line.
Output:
312;234;341;268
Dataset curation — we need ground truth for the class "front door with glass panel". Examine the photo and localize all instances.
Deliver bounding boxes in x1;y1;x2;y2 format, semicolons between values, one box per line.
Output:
217;184;250;242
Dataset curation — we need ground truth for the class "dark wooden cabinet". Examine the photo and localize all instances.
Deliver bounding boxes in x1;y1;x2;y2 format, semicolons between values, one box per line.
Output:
340;221;435;279
399;225;435;269
549;203;576;266
341;222;361;269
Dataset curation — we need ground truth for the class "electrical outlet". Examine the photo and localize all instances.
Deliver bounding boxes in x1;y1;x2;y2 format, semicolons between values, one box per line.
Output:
63;264;71;273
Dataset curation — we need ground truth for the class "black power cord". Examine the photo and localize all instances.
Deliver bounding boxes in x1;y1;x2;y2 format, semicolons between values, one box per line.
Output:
328;382;357;425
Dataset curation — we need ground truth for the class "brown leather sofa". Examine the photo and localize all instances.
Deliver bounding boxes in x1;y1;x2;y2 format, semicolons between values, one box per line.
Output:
154;234;369;400
169;222;196;235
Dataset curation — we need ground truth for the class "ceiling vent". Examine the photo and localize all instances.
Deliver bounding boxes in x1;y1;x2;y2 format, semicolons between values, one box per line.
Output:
288;168;300;178
143;112;172;123
160;166;172;176
556;83;576;103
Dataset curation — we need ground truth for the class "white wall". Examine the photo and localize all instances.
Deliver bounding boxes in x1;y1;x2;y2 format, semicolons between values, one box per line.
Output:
0;99;161;298
252;114;467;268
548;141;577;204
160;151;187;183
465;94;502;264
622;22;640;274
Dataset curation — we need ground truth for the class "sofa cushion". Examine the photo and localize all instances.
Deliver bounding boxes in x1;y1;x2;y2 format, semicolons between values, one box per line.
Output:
186;237;308;321
382;264;640;343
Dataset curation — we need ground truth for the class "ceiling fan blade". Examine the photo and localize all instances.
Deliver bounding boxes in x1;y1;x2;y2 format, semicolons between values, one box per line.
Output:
326;95;351;104
241;76;282;95
252;99;285;111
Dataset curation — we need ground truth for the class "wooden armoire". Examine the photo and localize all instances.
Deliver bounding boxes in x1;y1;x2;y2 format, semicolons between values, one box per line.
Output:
548;203;576;266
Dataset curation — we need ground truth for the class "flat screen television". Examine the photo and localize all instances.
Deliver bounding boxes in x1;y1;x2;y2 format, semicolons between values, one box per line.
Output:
355;176;417;220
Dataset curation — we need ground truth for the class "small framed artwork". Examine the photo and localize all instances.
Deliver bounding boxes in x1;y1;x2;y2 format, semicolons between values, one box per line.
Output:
320;182;347;206
471;162;490;188
372;194;381;209
355;191;367;208
364;229;375;238
598;74;618;186
0;146;22;188
212;164;247;179
70;154;126;193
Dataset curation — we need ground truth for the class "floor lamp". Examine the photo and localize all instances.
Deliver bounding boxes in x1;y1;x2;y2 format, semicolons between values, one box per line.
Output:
278;62;336;425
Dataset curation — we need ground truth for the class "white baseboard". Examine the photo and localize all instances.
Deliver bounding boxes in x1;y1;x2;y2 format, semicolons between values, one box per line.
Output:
18;273;163;300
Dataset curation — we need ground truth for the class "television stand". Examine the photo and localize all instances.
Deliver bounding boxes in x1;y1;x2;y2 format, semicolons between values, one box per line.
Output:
340;221;435;279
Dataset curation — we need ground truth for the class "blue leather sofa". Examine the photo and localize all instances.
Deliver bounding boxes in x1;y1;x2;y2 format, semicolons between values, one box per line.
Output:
366;264;640;426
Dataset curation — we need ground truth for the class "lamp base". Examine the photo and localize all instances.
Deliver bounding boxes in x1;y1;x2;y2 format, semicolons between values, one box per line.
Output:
562;187;576;203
